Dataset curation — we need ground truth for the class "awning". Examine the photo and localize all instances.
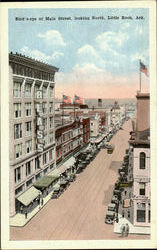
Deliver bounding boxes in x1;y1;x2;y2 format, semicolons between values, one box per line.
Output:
53;183;60;190
17;186;40;206
58;157;76;174
94;136;104;144
63;157;76;168
34;175;58;189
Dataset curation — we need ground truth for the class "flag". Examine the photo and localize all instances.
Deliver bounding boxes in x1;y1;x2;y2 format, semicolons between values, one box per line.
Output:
63;94;72;104
74;95;83;104
140;61;148;77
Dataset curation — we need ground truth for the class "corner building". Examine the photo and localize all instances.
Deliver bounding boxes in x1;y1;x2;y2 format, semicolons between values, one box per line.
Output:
9;52;58;216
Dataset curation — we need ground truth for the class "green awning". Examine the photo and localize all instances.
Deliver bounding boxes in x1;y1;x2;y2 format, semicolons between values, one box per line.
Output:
17;186;40;206
34;175;58;189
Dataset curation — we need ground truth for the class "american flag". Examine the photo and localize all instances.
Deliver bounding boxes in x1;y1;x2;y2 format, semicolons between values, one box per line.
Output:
63;94;72;104
140;61;148;77
74;95;83;104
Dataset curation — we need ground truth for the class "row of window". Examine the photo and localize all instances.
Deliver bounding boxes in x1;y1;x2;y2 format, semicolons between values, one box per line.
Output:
13;82;53;99
14;150;54;184
14;102;53;118
15;163;55;196
12;63;54;81
14;135;53;159
14;119;53;139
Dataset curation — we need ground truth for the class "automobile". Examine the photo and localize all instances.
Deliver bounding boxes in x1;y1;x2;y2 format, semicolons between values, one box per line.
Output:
107;203;116;212
105;211;115;224
51;186;61;199
111;195;119;204
107;144;115;154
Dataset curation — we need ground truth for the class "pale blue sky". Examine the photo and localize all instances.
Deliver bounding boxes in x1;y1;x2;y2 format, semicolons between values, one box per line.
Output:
9;8;149;98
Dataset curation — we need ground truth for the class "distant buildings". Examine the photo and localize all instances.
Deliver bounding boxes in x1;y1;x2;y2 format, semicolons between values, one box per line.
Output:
9;52;58;216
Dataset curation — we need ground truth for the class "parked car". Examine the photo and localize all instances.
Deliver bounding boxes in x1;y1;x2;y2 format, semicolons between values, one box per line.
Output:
107;203;116;212
105;211;115;224
111;195;119;204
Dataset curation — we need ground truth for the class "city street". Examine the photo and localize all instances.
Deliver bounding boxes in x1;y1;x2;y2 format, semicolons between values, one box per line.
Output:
10;120;149;240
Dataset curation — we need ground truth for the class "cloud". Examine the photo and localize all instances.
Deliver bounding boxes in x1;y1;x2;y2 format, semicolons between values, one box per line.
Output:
77;44;106;68
77;44;98;57
38;30;66;47
96;31;129;52
20;46;64;63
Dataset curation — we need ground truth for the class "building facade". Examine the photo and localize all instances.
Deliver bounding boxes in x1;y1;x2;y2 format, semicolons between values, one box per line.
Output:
129;93;150;227
55;118;90;164
9;52;58;216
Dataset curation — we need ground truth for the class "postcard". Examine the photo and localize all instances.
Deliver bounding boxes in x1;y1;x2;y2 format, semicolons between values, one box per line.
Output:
1;1;157;249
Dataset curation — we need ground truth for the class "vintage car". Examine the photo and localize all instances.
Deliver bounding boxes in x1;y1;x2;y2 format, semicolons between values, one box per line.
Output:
107;203;116;212
105;211;115;224
107;144;115;154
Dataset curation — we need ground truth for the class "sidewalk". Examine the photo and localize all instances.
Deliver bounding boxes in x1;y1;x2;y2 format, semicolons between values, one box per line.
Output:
114;213;150;235
10;188;55;227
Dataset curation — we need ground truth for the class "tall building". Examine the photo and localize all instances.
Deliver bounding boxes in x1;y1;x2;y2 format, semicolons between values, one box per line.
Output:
129;93;150;227
118;92;150;231
9;52;58;216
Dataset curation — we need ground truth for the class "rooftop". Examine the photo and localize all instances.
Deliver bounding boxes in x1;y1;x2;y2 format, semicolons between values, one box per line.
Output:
9;52;59;72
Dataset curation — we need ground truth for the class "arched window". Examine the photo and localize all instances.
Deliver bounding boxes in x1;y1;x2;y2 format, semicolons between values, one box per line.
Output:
140;152;146;169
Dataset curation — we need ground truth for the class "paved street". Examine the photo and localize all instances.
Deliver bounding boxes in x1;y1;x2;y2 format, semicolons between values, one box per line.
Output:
10;120;150;240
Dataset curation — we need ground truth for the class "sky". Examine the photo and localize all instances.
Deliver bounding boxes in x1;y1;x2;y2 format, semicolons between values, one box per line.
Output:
9;8;149;99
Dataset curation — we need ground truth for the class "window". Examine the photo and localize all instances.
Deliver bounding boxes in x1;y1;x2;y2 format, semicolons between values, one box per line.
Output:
49;87;53;98
140;152;146;169
43;118;47;131
15;185;24;195
49;102;53;113
14;144;22;159
50;163;54;170
25;83;31;98
36;173;41;180
43;86;47;99
44;167;48;175
34;85;40;98
49;149;53;160
26;177;34;187
25;103;31;116
26;161;31;176
14;167;21;183
25;121;32;136
14;124;22;139
44;135;47;146
35;157;40;170
13;82;21;98
14;103;21;118
139;183;146;195
49;117;53;129
137;203;146;222
43;103;47;113
43;153;47;165
50;133;53;143
25;140;32;154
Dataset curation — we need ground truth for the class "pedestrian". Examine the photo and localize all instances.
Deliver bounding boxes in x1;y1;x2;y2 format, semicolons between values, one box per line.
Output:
122;210;124;218
41;198;43;206
125;223;130;237
25;211;27;219
120;224;125;237
20;205;23;214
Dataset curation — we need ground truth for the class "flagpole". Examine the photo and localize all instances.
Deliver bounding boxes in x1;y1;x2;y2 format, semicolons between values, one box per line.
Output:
62;93;64;125
139;59;141;92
